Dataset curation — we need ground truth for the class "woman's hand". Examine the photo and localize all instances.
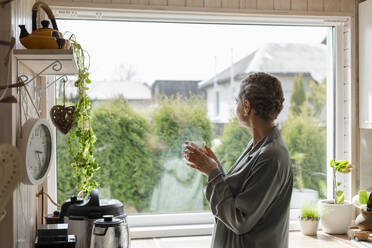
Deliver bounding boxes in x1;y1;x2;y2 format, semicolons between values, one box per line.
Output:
184;142;218;176
203;145;223;171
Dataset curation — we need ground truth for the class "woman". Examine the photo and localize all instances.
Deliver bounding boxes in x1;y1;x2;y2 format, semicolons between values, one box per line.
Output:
184;72;293;248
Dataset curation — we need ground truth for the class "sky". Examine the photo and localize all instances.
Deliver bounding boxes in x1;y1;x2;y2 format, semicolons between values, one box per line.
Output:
58;20;329;84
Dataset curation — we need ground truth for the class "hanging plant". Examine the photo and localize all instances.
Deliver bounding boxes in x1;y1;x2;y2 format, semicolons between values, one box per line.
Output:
66;32;99;196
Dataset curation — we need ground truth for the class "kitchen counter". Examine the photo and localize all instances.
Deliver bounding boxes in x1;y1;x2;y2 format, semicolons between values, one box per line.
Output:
131;231;372;248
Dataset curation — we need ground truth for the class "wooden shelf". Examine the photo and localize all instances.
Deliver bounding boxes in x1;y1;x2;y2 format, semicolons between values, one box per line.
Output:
13;49;78;75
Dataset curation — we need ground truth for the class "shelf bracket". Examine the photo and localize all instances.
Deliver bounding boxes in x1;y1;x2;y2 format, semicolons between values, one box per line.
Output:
14;59;64;120
17;59;63;87
0;59;64;90
46;75;68;89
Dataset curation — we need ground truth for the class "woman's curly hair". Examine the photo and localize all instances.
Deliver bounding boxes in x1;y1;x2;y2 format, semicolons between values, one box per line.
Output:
238;72;284;121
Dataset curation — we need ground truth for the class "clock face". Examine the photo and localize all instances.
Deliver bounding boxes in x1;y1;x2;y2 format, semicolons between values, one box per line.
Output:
26;123;52;181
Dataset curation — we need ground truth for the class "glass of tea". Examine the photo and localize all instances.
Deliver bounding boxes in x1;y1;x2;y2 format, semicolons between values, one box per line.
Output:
182;141;205;162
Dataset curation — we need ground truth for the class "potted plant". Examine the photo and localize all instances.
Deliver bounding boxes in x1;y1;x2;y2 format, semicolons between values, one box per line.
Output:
318;159;353;234
299;204;320;236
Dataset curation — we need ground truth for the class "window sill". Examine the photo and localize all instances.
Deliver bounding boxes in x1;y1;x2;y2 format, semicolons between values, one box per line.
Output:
129;209;302;239
131;221;301;239
131;231;369;248
131;224;214;239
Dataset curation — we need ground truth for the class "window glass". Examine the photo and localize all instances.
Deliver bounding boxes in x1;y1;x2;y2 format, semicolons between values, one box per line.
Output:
56;20;329;214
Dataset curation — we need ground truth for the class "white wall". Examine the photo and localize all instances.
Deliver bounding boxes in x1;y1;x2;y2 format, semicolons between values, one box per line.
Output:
359;0;372;191
0;1;57;248
0;2;15;247
360;129;372;190
206;82;235;123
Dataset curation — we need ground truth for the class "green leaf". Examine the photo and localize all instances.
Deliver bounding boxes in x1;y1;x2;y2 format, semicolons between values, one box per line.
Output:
330;159;335;168
337;182;341;186
300;204;319;219
359;190;369;204
336;190;343;197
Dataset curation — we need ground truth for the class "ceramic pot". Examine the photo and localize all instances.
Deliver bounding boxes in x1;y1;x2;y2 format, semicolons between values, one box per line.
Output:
355;208;372;231
354;230;370;241
319;200;353;234
299;218;319;236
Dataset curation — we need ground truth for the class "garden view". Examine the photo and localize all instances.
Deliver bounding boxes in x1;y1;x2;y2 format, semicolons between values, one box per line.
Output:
56;74;327;214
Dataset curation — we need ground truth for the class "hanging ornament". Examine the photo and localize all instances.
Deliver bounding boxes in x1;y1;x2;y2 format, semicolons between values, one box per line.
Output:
50;79;75;134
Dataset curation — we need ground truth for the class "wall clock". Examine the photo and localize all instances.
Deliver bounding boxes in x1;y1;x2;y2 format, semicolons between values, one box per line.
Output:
17;118;53;185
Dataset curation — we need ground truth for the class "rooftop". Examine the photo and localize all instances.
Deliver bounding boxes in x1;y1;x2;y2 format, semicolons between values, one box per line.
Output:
199;43;327;88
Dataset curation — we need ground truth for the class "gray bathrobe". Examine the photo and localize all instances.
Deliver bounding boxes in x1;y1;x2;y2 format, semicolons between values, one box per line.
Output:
205;126;293;248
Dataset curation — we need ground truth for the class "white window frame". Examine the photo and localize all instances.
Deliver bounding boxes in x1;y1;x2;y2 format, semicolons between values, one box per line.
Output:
215;91;220;116
50;7;349;238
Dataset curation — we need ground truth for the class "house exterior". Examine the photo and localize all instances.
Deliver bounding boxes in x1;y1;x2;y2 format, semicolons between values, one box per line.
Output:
199;43;327;126
65;80;153;109
152;80;203;100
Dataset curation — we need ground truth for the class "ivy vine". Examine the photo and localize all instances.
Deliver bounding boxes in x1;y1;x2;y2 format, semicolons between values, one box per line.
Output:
66;32;99;196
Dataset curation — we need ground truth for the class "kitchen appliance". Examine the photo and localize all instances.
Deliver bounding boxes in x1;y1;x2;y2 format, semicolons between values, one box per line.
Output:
18;1;70;49
90;215;130;248
45;210;64;224
60;189;126;248
34;223;77;248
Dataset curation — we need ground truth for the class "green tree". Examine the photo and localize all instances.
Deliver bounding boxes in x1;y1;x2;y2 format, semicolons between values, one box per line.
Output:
152;95;214;211
216;117;252;172
153;95;213;151
57;131;79;204
290;74;306;116
57;95;214;212
307;79;326;117
281;106;327;197
92;98;158;212
291;152;306;191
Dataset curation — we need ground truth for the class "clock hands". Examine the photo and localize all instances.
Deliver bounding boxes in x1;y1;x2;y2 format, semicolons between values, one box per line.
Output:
35;150;43;166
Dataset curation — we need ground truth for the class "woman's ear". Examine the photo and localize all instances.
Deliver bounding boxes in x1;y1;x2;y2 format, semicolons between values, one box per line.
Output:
244;100;251;116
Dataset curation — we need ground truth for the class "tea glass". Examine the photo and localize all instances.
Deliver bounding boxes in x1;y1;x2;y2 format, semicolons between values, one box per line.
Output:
182;141;205;162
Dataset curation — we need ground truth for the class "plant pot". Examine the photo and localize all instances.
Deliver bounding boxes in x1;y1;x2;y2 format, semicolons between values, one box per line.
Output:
318;200;353;234
299;218;319;236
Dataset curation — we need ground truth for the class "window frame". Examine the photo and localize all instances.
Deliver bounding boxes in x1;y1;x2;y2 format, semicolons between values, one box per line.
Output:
50;7;350;238
215;90;220;116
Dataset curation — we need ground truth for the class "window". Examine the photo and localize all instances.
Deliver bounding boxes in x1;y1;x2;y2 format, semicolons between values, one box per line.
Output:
215;91;220;116
54;9;347;236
